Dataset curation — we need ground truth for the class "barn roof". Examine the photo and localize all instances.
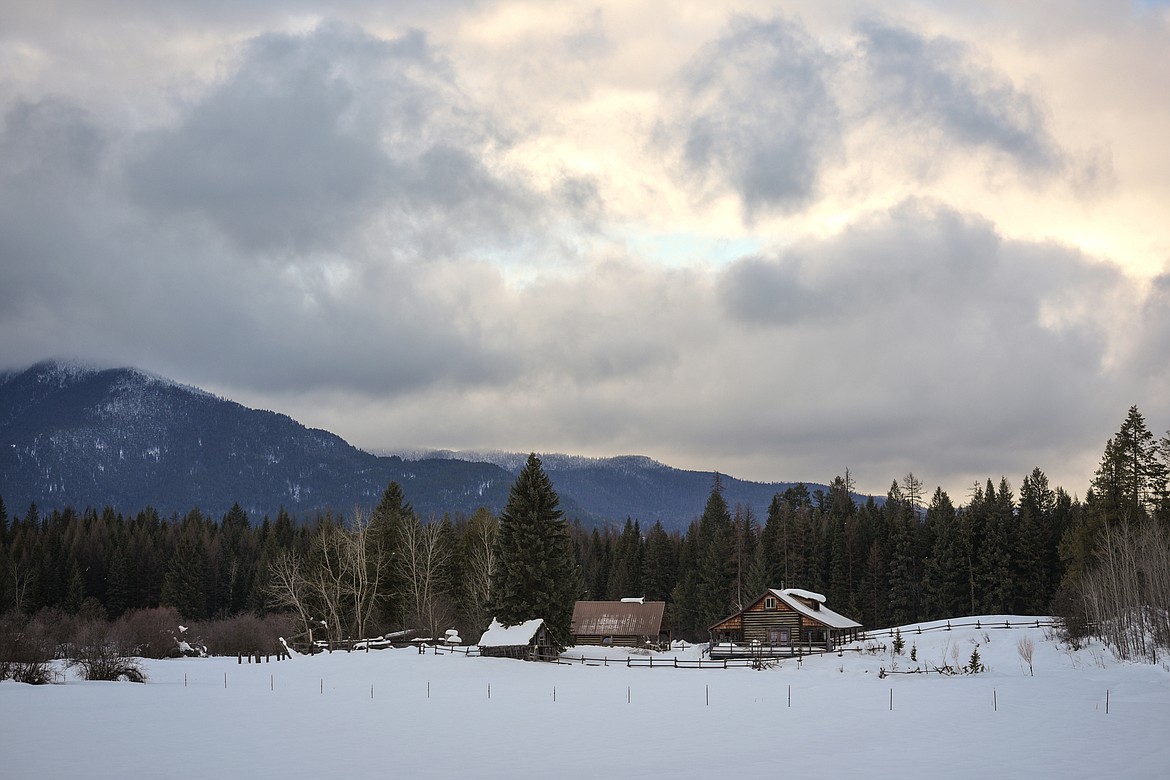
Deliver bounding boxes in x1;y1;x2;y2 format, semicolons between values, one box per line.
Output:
571;600;666;636
477;617;545;647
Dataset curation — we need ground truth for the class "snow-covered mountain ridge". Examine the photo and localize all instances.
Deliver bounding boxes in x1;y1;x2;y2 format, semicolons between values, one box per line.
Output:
2;360;825;526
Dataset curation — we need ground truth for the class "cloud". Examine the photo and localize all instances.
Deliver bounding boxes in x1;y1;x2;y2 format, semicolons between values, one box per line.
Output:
126;22;537;255
711;199;1132;483
854;19;1067;177
661;15;843;219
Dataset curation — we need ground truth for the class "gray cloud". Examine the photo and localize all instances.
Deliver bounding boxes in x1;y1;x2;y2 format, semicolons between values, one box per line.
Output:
126;23;534;255
713;199;1130;485
855;19;1066;176
665;15;843;219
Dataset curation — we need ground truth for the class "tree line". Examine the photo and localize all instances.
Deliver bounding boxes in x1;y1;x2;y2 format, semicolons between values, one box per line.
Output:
2;407;1168;658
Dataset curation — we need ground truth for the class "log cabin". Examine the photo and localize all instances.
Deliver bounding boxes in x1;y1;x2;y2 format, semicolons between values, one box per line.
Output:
708;588;862;658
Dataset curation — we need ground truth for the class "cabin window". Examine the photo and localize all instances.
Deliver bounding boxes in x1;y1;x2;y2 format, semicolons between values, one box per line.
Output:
764;597;777;610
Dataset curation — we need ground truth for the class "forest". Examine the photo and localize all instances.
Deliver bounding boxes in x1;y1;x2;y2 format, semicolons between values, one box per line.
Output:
2;406;1168;664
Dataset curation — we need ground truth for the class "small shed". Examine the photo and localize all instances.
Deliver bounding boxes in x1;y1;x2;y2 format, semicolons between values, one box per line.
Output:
708;588;862;657
477;618;557;661
570;599;669;648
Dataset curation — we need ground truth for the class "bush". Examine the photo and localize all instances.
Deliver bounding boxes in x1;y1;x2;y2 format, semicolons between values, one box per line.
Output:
0;610;61;685
197;613;295;657
67;622;146;683
113;607;184;658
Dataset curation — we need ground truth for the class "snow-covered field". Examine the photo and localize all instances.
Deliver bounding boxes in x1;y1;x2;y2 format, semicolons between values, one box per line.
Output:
3;616;1168;779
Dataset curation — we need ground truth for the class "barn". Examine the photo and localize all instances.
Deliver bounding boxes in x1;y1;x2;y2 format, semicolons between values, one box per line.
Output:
570;599;669;648
708;588;862;658
476;617;558;661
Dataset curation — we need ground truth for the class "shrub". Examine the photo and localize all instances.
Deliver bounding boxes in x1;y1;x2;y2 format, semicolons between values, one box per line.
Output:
113;607;184;658
1017;635;1035;676
197;613;295;657
0;610;60;685
67;622;146;683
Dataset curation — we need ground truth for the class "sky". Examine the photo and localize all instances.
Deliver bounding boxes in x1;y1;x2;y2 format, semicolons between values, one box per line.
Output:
2;0;1169;500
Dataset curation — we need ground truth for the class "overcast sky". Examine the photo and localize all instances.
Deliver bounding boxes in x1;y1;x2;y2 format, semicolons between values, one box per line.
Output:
3;0;1169;500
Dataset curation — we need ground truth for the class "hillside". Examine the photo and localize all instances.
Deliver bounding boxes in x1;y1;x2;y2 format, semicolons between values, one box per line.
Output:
0;361;514;521
0;361;827;528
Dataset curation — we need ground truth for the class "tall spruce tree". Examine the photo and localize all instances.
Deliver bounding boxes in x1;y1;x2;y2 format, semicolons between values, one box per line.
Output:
694;476;736;631
490;454;581;650
922;487;964;620
641;520;677;602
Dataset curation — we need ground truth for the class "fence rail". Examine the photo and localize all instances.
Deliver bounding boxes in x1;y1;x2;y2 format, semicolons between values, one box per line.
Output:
861;618;1064;642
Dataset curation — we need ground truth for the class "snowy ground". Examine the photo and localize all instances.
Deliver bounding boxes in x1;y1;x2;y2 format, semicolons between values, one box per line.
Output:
3;616;1168;779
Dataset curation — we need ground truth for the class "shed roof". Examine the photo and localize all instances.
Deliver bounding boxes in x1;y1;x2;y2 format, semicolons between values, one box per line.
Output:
571;600;666;636
477;617;545;647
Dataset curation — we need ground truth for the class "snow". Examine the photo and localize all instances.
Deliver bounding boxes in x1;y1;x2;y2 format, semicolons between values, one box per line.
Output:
2;616;1169;778
781;587;826;602
620;597;645;603
477;617;544;647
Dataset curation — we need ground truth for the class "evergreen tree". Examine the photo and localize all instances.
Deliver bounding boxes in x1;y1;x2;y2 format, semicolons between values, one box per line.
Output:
64;559;86;614
489;454;581;650
976;479;1015;614
641;521;677;602
922;488;965;620
885;481;917;626
669;521;702;639
1092;406;1166;523
607;518;643;599
731;504;757;610
370;482;413;625
105;547;131;617
694;477;736;631
161;531;207;620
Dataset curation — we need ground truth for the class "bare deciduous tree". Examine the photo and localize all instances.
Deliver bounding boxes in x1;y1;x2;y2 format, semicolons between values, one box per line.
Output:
397;515;454;640
461;508;498;635
1077;520;1170;662
263;550;315;642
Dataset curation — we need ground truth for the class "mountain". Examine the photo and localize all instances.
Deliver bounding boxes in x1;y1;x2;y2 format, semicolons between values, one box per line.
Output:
0;361;515;522
395;449;824;528
0;361;832;529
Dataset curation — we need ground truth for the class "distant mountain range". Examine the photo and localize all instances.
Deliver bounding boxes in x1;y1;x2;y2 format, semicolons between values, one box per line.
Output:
0;361;829;530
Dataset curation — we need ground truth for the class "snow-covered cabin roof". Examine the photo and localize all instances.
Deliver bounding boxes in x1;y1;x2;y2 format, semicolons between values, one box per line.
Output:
770;588;862;629
477;618;545;647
